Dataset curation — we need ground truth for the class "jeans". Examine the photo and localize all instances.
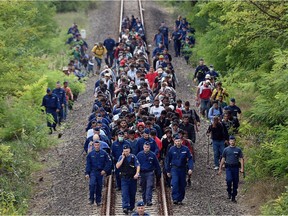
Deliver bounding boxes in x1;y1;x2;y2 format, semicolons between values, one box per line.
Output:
200;99;210;118
171;167;186;202
121;178;137;210
212;140;225;167
105;51;114;67
140;171;154;203
89;171;103;203
226;167;239;197
94;57;102;67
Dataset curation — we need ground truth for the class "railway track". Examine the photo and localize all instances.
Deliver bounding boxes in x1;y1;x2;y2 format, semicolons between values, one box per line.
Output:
100;0;172;215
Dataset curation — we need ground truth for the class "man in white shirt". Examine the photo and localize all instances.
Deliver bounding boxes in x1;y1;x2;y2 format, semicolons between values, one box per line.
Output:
149;98;165;118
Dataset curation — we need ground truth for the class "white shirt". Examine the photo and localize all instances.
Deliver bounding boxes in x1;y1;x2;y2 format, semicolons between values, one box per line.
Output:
149;105;165;118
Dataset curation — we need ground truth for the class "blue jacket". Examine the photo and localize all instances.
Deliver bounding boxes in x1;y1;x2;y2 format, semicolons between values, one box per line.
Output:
127;139;138;155
85;149;112;175
52;88;66;105
152;47;164;57
136;137;159;156
103;38;116;52
165;145;193;173
42;94;61;112
111;140;131;162
137;150;161;175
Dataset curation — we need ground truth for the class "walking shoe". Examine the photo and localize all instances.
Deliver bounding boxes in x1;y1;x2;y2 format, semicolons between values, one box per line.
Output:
123;208;129;215
89;199;94;205
49;128;53;135
116;187;121;191
178;201;184;205
227;193;231;199
214;166;219;170
173;200;178;205
96;202;102;206
231;197;237;203
187;178;191;187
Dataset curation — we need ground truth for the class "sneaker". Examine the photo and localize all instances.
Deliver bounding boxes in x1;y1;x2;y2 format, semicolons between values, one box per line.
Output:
231;197;237;203
227;194;231;199
173;200;178;205
89;199;94;205
96;202;102;206
214;166;219;170
178;201;184;205
123;208;129;215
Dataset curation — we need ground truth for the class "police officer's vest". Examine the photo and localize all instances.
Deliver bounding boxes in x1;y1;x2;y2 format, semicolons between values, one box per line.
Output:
119;155;136;179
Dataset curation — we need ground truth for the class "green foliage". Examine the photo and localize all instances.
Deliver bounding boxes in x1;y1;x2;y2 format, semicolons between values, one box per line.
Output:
174;0;288;211
261;186;288;215
0;1;86;214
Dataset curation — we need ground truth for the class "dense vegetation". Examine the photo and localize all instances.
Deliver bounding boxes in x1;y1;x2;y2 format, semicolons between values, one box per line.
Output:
176;0;288;214
0;2;85;214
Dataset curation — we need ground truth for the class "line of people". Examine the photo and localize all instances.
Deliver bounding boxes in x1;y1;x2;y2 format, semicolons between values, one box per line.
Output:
83;14;200;215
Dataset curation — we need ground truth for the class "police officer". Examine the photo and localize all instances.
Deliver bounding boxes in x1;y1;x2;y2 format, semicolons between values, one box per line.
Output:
41;88;60;134
85;141;112;205
137;142;161;206
136;129;159;156
131;201;150;216
159;21;169;50
103;34;116;67
116;145;140;215
166;135;193;205
218;136;244;203
171;26;182;57
111;131;131;190
52;81;66;125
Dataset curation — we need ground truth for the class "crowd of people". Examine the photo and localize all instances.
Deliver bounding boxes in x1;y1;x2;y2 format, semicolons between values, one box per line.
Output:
42;14;245;215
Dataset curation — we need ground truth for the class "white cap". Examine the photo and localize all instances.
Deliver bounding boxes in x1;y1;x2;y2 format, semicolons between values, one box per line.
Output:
205;74;211;79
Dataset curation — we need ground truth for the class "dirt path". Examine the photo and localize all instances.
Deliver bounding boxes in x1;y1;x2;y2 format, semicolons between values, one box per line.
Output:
28;1;119;215
142;1;250;215
29;1;251;215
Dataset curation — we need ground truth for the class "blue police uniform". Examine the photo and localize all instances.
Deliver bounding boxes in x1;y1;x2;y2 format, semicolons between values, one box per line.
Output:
152;47;164;57
103;38;115;66
118;154;140;211
85;149;112;204
111;140;131;188
84;136;110;153
222;145;243;200
136;137;159;156
52;88;66;124
166;145;193;203
137;150;161;204
172;30;182;57
159;26;169;49
42;93;61;129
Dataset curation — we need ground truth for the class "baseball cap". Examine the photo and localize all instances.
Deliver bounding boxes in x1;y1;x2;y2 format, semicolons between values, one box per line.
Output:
46;88;51;93
117;131;124;136
123;145;130;149
230;98;236;102
205;74;211;79
229;135;236;140
143;128;150;134
173;134;181;140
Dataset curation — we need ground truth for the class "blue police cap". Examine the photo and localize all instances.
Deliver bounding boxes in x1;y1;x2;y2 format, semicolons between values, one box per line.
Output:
144;141;151;146
99;107;105;112
117;131;124;136
143;128;150;134
173;134;181;140
46;88;51;93
229;135;236;140
93;127;100;131
136;201;145;207
93;140;100;144
230;98;236;102
123;145;130;149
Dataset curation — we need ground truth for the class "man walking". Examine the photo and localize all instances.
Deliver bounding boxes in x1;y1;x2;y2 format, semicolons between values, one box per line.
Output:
85;141;112;205
41;88;60;134
116;145;140;214
52;81;66;125
218;136;244;203
166;135;193;205
137;142;161;206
